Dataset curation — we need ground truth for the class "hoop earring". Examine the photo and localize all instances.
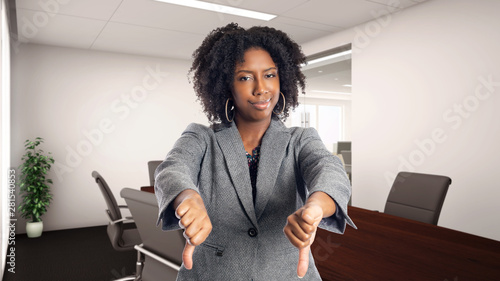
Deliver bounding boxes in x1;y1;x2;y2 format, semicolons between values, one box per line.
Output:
273;92;286;115
225;98;234;122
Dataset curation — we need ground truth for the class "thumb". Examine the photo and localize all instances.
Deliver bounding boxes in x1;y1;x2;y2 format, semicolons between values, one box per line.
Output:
297;245;310;278
182;241;195;270
301;204;323;225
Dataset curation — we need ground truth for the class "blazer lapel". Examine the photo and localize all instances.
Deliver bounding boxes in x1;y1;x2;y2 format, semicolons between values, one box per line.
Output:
215;123;258;228
255;119;291;220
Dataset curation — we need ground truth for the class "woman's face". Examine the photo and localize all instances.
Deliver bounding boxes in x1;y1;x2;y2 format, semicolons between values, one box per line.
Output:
231;48;280;124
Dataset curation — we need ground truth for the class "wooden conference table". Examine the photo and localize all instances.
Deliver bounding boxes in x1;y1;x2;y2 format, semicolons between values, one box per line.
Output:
311;207;500;281
141;187;500;280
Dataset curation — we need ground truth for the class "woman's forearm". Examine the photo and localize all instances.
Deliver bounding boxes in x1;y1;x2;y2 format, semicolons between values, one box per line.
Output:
306;191;336;218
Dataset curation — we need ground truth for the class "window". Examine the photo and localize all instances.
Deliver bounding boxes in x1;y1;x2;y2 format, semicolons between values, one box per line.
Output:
287;44;352;153
318;105;342;149
288;102;344;153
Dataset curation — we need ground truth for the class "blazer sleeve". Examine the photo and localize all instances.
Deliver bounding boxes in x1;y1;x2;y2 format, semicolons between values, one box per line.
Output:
297;127;356;233
155;123;208;231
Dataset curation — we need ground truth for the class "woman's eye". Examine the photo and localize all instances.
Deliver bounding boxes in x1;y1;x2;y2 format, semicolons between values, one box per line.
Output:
265;73;276;78
239;76;251;81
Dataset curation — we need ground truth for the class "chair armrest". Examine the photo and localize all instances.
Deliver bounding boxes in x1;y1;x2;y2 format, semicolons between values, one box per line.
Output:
105;210;135;225
134;245;181;272
118;206;134;221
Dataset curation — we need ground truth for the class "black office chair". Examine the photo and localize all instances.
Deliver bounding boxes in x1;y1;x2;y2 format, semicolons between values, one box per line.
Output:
340;150;351;181
121;188;185;281
92;171;142;251
147;161;163;186
384;171;452;225
336;141;351;155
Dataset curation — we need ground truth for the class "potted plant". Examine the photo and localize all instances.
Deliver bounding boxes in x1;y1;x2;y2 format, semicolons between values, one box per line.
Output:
18;137;55;238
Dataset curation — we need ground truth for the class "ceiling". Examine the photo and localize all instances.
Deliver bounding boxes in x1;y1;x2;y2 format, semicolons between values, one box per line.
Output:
302;54;353;99
11;0;428;99
12;0;427;60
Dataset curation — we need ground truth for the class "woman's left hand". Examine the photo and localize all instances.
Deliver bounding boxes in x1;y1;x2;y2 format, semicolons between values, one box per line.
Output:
283;203;323;278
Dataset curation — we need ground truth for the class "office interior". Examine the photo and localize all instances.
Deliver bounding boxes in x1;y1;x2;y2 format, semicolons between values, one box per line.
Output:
1;0;500;279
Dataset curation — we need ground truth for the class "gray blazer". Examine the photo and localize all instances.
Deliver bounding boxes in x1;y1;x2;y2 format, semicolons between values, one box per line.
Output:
155;118;355;281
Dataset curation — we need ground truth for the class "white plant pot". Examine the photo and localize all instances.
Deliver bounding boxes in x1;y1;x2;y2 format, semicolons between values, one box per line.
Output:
26;221;43;238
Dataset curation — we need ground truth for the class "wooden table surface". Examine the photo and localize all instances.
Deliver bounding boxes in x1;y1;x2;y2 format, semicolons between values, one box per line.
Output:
311;206;500;281
140;186;155;193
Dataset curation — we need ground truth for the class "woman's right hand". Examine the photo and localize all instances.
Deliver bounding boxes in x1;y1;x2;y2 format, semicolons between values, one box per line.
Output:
174;189;212;270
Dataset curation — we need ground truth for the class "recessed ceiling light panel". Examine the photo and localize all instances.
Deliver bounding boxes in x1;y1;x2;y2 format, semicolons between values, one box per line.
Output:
154;0;277;21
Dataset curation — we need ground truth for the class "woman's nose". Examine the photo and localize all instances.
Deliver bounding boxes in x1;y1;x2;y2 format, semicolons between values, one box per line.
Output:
254;78;266;96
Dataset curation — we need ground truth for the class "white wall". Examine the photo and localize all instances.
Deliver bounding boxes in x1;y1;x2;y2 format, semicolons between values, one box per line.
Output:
11;44;207;233
302;0;500;241
11;0;500;242
1;0;12;275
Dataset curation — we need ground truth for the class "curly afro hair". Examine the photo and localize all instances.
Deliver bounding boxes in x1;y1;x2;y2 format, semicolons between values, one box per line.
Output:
189;23;307;126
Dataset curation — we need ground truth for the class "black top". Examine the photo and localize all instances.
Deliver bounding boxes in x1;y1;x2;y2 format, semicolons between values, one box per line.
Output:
245;146;261;205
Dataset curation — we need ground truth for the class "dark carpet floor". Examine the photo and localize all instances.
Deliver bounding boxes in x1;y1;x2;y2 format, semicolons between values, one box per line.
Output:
2;225;137;281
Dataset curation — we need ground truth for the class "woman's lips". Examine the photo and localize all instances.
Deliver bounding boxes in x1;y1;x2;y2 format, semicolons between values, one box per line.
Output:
250;99;271;110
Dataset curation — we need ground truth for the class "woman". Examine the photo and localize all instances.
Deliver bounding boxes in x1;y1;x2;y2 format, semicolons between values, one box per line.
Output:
155;23;355;280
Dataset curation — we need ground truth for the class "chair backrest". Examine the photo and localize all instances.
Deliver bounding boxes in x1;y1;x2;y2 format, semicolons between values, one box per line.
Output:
92;171;122;222
148;161;163;186
340;150;351;165
92;171;125;251
384;171;451;225
336;141;351;155
121;188;185;280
